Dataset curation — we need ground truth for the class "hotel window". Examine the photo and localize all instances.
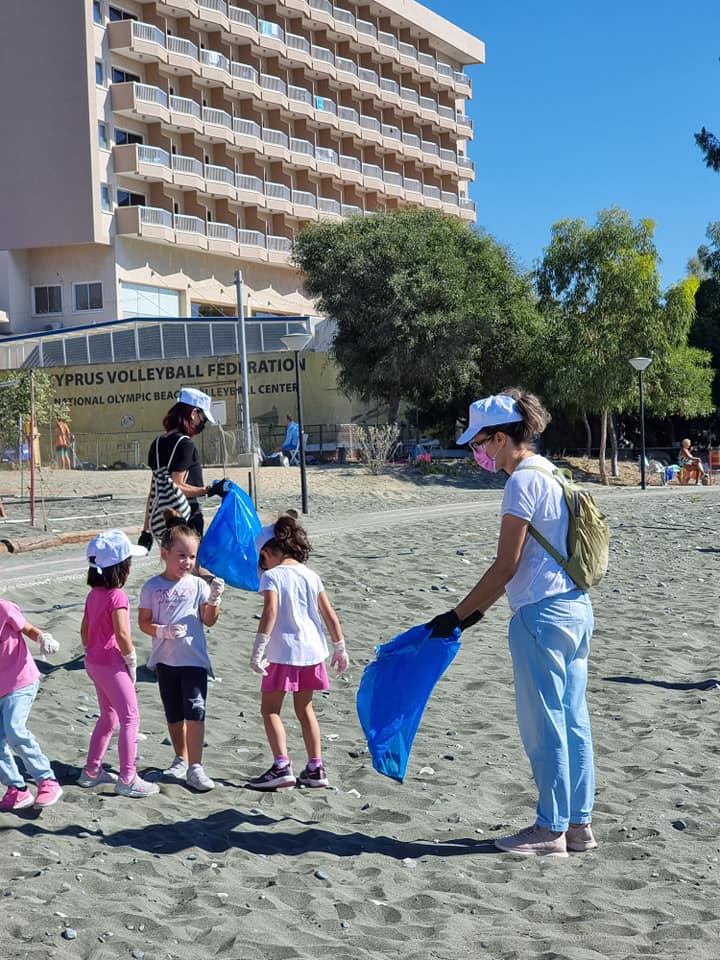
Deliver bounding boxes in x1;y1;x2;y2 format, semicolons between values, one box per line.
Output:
120;282;180;319
93;1;102;24
109;6;137;21
32;286;63;316
98;122;109;149
100;184;111;212
117;189;145;207
73;283;104;312
112;67;140;84
115;129;143;146
95;60;104;86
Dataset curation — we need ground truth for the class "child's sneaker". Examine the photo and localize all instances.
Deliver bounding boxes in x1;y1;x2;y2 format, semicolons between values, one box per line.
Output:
34;779;63;808
115;776;160;798
297;763;328;788
77;767;118;788
245;762;296;791
186;764;214;792
163;756;188;780
0;786;34;811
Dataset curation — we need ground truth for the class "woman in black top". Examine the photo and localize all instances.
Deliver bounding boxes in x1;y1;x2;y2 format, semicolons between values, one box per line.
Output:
141;387;224;545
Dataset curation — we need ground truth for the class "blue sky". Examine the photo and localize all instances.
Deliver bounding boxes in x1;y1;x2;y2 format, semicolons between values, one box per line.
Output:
421;0;720;288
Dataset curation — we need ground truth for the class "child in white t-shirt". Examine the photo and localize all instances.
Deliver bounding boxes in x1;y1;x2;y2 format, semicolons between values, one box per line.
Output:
138;515;224;792
246;514;347;792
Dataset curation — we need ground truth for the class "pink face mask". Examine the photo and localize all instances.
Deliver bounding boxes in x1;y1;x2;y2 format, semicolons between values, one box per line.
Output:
473;446;497;472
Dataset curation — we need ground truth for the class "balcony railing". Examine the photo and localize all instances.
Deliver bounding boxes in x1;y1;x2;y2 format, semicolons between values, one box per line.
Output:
404;177;422;194
135;83;167;107
138;145;170;165
228;6;256;28
334;6;355;26
140;206;173;228
167;36;198;58
356;18;376;38
310;0;332;13
261;73;287;94
203;107;232;129
359;67;378;85
460;198;476;212
382;123;401;141
205;163;234;185
341;203;362;216
238;229;265;247
421;139;439;156
360;114;381;132
312;45;334;65
378;30;397;48
201;48;229;72
419;95;437;112
134;21;165;46
442;190;458;206
287;32;310;54
259;18;284;40
383;170;403;186
398;41;417;60
338;105;359;123
266;181;291;201
423;184;441;199
440;147;456;163
402;132;420;149
380;78;399;95
234;117;261;139
314;96;336;114
263;127;289;148
170;95;201;118
362;162;382;180
339;154;361;172
236;173;263;192
208;221;236;242
437;104;455;121
400;86;419;104
316;146;337;163
268;235;292;252
175;214;206;234
199;0;227;13
292;189;316;207
232;62;258;83
335;56;357;75
172;154;203;177
291;137;315;157
289;84;313;105
318;197;341;215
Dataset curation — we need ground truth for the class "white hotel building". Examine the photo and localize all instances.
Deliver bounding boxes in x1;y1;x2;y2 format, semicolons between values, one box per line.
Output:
0;0;484;334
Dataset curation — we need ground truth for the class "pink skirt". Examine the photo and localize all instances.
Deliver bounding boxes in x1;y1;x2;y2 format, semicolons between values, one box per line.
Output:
261;661;329;693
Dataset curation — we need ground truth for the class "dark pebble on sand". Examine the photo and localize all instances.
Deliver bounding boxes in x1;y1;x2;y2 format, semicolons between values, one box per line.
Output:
62;929;77;941
340;920;350;929
443;754;455;761
672;820;688;831
132;952;145;959
314;870;329;881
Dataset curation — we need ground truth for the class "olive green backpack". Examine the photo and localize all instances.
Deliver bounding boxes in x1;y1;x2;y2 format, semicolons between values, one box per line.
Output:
517;465;610;591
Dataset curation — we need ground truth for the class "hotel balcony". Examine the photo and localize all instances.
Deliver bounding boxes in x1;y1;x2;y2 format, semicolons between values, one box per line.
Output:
115;204;294;261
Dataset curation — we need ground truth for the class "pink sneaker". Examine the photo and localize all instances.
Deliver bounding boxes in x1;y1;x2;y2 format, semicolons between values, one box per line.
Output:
566;822;598;852
34;779;63;808
494;824;568;858
0;786;34;811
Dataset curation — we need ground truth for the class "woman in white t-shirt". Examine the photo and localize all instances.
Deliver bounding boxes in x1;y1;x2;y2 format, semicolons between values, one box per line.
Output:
246;515;348;792
428;389;596;859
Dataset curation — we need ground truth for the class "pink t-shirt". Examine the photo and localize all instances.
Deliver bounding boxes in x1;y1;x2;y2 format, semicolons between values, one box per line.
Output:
84;587;131;666
0;599;38;698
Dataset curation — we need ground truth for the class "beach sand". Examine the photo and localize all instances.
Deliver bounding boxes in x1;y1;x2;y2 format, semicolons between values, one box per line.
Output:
1;462;719;959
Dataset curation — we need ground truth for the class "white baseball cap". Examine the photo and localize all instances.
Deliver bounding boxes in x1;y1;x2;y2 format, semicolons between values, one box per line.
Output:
255;523;275;553
456;395;523;445
177;386;216;424
87;529;147;571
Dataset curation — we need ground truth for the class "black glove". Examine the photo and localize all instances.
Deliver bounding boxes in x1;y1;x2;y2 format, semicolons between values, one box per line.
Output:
138;530;153;552
206;479;231;498
427;608;483;638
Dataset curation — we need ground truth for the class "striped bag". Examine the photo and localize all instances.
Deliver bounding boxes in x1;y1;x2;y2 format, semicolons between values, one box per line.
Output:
148;435;192;538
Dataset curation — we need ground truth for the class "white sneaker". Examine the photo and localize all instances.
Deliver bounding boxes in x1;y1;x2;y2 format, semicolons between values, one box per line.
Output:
163;756;188;780
186;764;214;792
115;776;160;799
77;767;118;788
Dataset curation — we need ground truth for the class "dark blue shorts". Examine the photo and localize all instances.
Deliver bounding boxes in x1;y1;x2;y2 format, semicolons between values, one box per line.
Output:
155;663;208;723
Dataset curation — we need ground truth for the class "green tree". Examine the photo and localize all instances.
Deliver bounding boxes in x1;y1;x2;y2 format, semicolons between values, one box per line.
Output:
695;127;720;172
292;209;540;423
0;371;56;447
535;209;712;483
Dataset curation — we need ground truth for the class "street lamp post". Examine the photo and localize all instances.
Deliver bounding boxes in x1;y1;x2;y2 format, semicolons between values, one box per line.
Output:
629;357;653;490
281;333;313;514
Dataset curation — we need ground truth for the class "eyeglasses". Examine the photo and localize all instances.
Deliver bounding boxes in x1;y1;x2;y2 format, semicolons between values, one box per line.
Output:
469;433;496;452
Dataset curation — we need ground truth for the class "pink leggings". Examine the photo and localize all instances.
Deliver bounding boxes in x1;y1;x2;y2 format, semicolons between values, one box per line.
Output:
85;660;140;783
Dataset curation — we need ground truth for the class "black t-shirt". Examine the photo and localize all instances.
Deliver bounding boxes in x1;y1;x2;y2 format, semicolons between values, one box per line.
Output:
148;433;203;508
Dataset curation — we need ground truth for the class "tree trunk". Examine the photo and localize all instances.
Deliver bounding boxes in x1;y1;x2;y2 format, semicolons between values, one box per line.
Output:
598;409;609;484
609;412;620;477
387;394;400;425
582;411;592;458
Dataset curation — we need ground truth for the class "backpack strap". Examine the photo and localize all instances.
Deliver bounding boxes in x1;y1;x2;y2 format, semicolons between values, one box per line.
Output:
154;434;189;474
514;464;568;568
166;434;189;473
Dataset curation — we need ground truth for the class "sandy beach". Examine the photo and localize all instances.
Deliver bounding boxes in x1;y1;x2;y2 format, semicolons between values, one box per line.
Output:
1;461;719;959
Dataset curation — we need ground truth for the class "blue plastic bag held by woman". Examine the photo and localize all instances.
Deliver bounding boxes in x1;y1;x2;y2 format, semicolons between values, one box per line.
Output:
197;482;261;590
356;622;461;782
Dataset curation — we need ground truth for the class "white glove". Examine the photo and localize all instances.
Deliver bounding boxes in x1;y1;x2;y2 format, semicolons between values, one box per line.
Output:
208;578;225;606
250;633;270;676
123;650;137;684
38;632;60;656
330;639;348;675
156;623;188;642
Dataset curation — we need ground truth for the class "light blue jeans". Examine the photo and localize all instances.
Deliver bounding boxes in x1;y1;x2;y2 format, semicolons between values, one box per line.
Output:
508;589;595;832
0;680;54;787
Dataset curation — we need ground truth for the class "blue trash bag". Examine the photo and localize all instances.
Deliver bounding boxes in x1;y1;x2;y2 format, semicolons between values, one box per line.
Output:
197;482;262;591
356;622;461;782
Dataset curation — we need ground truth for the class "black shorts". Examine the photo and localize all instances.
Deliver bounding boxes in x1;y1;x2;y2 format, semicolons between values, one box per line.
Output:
155;663;208;723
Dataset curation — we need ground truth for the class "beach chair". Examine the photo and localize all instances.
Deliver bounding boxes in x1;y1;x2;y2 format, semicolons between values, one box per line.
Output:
288;433;308;466
708;449;720;485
